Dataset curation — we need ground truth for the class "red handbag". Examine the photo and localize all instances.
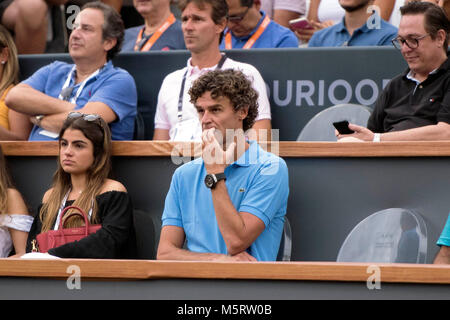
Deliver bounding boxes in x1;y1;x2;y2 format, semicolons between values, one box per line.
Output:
35;206;101;253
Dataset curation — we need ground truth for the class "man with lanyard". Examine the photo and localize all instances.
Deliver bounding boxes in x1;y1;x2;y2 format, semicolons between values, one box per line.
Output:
5;1;137;141
219;0;298;49
308;0;398;47
337;2;450;142
121;0;186;52
153;0;272;141
157;69;289;261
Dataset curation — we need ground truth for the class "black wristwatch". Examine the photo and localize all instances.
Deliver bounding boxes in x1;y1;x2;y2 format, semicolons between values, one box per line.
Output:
204;173;226;189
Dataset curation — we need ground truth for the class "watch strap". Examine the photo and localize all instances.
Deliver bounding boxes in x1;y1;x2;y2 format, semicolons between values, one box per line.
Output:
205;172;226;189
214;173;226;183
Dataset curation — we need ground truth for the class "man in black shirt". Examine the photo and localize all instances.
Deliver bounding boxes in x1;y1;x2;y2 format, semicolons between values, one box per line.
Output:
338;2;450;142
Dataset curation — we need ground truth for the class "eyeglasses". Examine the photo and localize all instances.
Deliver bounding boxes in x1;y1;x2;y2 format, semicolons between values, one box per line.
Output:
391;34;430;50
67;111;101;123
228;6;250;23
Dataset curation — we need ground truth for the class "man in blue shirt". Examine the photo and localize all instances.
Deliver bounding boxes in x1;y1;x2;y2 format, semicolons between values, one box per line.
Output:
309;0;398;47
220;0;298;49
157;69;289;261
6;2;137;141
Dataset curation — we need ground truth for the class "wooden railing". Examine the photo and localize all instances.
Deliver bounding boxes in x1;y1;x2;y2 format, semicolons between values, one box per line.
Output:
1;259;449;284
2;140;450;157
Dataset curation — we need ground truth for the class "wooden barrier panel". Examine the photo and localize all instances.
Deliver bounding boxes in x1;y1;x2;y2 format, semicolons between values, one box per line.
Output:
3;140;450;157
2;141;450;262
0;259;449;299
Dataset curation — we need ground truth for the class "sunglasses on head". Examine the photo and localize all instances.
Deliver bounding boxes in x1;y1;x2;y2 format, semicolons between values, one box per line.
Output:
67;112;101;122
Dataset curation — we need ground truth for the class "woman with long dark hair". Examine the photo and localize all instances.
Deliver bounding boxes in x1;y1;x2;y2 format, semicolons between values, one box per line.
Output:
26;112;136;258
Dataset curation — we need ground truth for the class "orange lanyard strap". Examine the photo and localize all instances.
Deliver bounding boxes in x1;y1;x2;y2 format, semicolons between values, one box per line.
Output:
134;13;176;52
225;15;270;49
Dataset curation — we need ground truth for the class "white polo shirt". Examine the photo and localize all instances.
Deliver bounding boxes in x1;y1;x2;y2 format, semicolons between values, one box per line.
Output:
154;56;272;141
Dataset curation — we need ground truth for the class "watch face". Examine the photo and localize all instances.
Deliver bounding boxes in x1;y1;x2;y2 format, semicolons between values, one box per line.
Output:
204;174;215;188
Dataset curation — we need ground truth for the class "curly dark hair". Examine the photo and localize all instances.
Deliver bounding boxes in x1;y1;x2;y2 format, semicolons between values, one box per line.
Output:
188;69;259;131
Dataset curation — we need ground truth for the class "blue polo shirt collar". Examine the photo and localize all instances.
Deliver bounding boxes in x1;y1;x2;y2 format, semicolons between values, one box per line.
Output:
335;13;379;35
232;140;259;167
69;61;112;86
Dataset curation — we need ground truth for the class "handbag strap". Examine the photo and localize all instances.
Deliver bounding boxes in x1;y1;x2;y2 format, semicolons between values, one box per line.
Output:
59;206;90;236
54;189;93;230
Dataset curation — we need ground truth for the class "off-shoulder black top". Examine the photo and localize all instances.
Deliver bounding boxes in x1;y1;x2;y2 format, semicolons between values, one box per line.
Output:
26;191;137;259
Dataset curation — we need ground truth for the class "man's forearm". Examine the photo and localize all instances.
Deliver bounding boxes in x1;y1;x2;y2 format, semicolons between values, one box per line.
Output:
380;122;450;141
344;122;450;142
434;246;450;264
211;181;262;256
36;111;72;134
6;84;75;116
0;126;27;140
157;244;229;261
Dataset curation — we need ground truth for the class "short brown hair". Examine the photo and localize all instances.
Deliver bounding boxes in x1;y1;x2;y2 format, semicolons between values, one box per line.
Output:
178;0;228;44
189;69;259;131
401;1;450;50
82;1;124;60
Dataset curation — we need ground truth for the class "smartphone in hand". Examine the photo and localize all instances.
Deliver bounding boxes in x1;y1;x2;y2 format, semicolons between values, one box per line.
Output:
333;120;354;135
289;17;313;31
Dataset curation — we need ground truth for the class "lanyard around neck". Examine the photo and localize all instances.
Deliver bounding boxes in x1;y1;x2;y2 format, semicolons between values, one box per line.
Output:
58;65;103;104
134;13;176;51
224;15;270;49
177;54;227;122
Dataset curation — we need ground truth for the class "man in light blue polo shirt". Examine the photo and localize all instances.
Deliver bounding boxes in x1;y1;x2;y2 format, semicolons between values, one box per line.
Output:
5;2;137;141
434;213;450;264
157;69;289;262
309;0;398;47
220;0;298;49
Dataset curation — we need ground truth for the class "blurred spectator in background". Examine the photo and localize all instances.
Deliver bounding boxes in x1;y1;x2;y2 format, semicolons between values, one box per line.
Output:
0;0;69;54
220;0;299;48
405;0;450;17
121;0;186;52
297;0;403;44
261;0;306;27
308;0;398;47
0;25;32;140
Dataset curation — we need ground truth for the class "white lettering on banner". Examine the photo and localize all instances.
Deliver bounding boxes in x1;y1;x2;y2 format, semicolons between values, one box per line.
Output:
272;80;292;106
366;265;382;290
270;79;390;107
355;79;379;105
66;5;80;30
66;265;81;290
367;5;381;30
329;80;352;105
296;80;315;106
